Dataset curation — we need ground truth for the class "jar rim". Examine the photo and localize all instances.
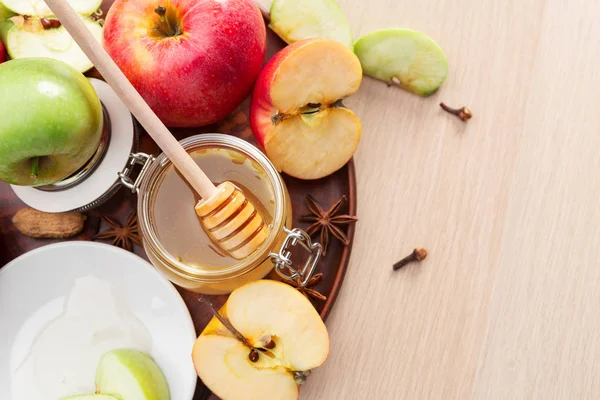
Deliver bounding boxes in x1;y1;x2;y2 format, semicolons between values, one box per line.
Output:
137;134;285;282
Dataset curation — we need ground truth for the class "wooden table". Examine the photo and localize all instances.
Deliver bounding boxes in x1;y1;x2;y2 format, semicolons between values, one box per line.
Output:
2;0;599;398
292;0;600;398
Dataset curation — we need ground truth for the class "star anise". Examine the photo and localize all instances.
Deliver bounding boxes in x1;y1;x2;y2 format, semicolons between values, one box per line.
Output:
94;211;141;252
298;195;357;256
288;273;327;301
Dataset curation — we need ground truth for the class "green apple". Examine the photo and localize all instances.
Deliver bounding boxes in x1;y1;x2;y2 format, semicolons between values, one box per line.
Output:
0;58;103;186
269;0;353;49
0;2;103;73
96;349;171;400
0;0;102;18
62;396;118;400
354;28;449;96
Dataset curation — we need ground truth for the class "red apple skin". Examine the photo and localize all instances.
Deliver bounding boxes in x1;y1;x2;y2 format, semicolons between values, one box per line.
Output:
0;41;5;63
103;0;266;127
250;39;317;147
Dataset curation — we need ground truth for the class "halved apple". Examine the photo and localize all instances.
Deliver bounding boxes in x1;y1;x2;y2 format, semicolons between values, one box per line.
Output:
192;280;330;400
62;395;118;400
269;0;353;49
250;38;362;180
95;349;171;400
0;0;102;18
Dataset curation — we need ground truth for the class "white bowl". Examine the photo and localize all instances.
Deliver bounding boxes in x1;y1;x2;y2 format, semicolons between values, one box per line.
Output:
0;242;197;399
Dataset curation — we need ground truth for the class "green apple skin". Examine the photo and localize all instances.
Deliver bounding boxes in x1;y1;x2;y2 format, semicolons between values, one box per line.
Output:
0;58;103;186
61;395;119;400
354;28;448;96
96;349;170;400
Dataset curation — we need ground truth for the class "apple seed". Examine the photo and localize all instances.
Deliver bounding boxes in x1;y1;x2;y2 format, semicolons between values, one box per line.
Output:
249;349;259;362
40;18;61;30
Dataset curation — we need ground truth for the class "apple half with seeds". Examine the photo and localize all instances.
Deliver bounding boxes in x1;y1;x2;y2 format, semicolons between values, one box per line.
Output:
354;28;448;96
192;280;330;400
250;38;362;180
0;1;103;73
269;0;353;49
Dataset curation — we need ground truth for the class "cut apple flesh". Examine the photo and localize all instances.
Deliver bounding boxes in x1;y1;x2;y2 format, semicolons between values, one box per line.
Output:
3;16;102;73
266;107;361;180
194;336;299;400
269;40;361;114
193;280;330;400
96;349;171;400
354;28;448;96
269;0;353;49
3;16;103;73
0;0;102;17
61;395;119;399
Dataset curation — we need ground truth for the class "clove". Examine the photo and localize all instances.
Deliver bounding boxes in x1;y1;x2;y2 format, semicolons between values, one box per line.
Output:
440;102;472;121
393;248;428;270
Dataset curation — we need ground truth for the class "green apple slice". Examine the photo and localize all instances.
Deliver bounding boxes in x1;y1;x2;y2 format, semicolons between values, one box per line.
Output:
96;349;171;400
61;395;119;399
1;16;103;73
354;28;448;96
0;0;102;17
269;0;353;49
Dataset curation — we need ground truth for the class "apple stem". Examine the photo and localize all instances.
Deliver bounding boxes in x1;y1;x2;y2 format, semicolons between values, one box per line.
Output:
440;102;473;122
30;157;39;179
199;297;252;348
154;5;180;37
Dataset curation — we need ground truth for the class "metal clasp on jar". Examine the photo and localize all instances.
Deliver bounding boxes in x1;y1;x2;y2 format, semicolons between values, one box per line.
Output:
118;152;155;193
269;227;322;288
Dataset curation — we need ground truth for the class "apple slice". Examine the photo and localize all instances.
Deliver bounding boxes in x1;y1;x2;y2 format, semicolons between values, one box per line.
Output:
0;14;103;73
250;38;362;180
0;0;102;18
193;280;330;400
269;0;353;49
95;349;170;400
354;28;448;96
62;396;119;399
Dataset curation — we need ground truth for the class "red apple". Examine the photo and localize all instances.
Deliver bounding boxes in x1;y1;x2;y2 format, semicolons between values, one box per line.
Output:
103;0;266;127
250;39;362;180
0;40;5;63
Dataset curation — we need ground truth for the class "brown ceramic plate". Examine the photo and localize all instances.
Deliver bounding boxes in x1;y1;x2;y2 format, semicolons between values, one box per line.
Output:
0;2;356;399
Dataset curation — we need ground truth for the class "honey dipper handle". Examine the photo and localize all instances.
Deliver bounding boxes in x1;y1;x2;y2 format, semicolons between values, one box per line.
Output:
43;0;218;199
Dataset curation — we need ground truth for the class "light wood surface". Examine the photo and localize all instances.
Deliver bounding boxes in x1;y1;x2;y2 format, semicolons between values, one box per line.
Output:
289;0;600;398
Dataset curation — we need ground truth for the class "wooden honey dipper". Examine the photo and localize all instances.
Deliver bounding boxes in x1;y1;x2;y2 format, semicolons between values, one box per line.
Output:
44;0;268;260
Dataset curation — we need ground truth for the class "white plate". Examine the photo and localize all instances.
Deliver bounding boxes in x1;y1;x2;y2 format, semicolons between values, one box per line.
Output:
0;242;197;400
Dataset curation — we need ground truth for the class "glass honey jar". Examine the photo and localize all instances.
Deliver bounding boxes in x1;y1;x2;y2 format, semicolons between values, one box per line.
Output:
129;134;308;295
